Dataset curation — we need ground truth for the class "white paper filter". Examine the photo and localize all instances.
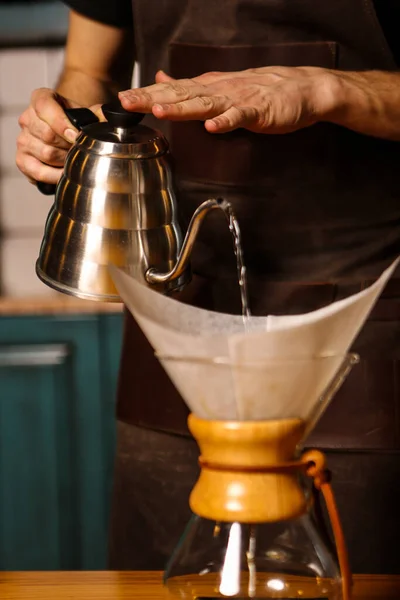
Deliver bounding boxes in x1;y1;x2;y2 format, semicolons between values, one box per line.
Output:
110;258;398;425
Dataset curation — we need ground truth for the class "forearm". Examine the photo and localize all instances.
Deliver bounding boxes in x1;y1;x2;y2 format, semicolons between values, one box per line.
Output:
56;67;116;106
324;70;400;140
56;9;134;107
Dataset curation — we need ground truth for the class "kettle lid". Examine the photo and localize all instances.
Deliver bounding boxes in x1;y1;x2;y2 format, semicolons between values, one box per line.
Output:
76;101;169;159
102;101;144;129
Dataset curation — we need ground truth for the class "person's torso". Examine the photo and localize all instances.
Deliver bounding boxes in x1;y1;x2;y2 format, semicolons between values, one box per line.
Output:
130;0;400;302
117;3;400;492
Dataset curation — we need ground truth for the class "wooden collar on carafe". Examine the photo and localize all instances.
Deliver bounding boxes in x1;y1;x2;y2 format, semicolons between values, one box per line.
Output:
188;415;307;523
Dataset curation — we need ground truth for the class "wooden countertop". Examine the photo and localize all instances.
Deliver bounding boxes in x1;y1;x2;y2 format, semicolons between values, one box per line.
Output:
0;295;123;316
1;571;400;599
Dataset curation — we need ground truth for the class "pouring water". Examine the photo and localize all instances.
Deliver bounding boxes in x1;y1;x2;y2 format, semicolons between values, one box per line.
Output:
216;198;251;321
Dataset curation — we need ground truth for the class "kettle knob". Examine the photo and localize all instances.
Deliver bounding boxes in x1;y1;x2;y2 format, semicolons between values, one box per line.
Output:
101;101;144;128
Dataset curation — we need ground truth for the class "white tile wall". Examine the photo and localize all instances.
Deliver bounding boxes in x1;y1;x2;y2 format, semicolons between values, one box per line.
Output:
0;49;48;109
1;236;56;297
0;175;53;232
46;48;65;88
0;46;64;296
0;112;20;171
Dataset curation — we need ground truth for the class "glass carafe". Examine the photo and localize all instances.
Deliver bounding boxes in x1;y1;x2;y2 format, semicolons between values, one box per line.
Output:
165;514;341;599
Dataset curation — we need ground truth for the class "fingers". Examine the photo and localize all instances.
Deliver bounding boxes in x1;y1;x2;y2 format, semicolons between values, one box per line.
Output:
16;87;80;184
155;70;175;84
16;152;63;185
119;79;207;111
155;69;249;86
19;107;71;149
31;88;79;143
153;70;256;87
152;95;231;121
205;105;262;133
17;130;67;167
152;96;264;134
18;106;71;150
192;70;246;85
119;72;251;113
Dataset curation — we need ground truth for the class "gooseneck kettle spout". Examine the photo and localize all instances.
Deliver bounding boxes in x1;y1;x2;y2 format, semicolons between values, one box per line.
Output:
145;198;228;285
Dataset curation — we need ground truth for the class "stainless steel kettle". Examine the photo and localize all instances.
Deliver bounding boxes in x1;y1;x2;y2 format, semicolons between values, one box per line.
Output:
36;101;225;302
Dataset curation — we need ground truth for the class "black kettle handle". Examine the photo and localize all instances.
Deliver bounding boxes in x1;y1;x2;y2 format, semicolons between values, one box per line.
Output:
36;107;99;196
36;181;59;195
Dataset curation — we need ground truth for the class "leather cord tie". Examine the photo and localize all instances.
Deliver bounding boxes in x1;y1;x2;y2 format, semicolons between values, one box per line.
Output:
199;449;352;600
302;449;352;600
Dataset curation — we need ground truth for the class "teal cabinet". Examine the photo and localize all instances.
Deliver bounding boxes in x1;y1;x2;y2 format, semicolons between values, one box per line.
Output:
0;312;123;570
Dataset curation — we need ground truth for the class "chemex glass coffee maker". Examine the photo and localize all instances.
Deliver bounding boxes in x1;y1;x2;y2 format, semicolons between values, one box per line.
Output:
155;353;358;600
111;255;396;600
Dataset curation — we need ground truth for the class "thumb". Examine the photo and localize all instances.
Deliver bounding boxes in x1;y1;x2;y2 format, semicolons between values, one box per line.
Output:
155;70;175;83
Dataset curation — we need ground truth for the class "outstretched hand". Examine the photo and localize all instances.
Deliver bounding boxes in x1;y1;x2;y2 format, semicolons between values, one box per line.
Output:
118;66;338;134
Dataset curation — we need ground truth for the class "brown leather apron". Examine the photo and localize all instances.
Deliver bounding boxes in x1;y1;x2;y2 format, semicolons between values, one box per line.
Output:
110;0;400;573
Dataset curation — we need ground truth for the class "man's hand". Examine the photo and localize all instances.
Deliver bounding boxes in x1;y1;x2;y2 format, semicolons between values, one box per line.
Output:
16;8;135;186
119;66;337;134
119;66;400;141
16;88;102;185
17;88;82;185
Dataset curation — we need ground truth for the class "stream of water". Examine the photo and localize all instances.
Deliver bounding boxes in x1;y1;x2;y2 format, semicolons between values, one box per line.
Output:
217;198;251;323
